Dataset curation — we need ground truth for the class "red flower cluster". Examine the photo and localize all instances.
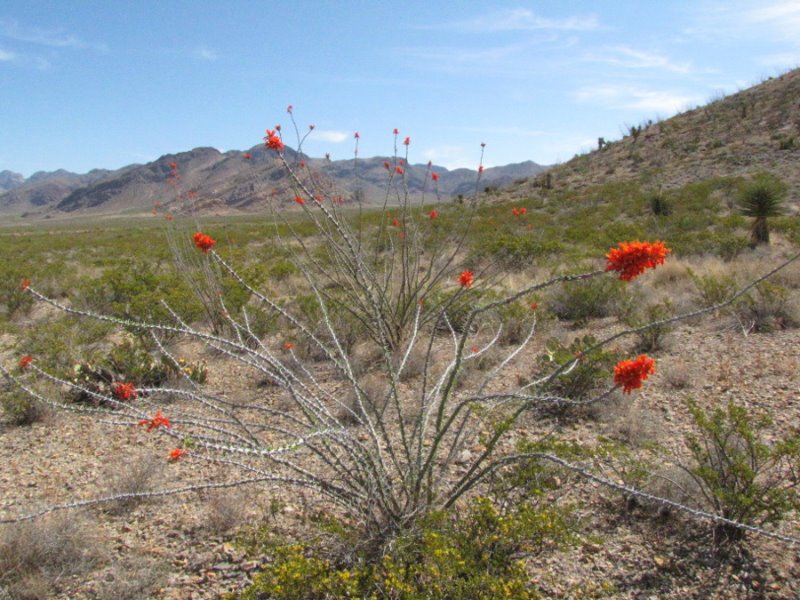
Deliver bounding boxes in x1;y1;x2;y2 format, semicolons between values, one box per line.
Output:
613;355;656;394
193;232;216;253
478;165;484;173
264;129;285;152
403;136;411;146
20;278;31;291
168;448;187;462
138;410;170;432
395;166;404;175
113;382;137;401
511;207;527;217
606;241;670;281
354;131;360;139
383;161;391;170
284;342;295;350
459;270;474;288
295;195;305;205
429;210;438;220
19;355;33;371
431;172;439;182
243;153;252;160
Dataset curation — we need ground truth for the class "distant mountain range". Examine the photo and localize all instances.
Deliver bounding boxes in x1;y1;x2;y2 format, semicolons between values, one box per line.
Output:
0;147;546;218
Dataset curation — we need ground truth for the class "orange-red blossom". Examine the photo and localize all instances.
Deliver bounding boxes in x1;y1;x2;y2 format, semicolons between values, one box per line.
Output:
193;232;216;253
264;129;285;152
613;355;656;394
459;270;474;288
138;410;171;432
606;241;670;281
168;448;187;462
19;355;33;371
113;382;137;401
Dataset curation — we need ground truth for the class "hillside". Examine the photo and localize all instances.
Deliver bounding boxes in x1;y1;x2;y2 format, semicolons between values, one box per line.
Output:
503;67;800;205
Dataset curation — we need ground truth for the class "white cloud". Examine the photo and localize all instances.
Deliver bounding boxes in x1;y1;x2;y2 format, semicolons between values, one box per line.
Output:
194;47;217;61
0;48;14;61
0;18;106;51
584;46;692;74
574;84;700;113
447;8;599;32
312;130;349;143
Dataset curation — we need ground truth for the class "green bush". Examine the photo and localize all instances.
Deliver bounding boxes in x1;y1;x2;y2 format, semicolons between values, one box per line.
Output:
682;399;800;543
537;335;620;403
623;299;674;353
547;276;627;325
733;281;798;332
237;494;573;600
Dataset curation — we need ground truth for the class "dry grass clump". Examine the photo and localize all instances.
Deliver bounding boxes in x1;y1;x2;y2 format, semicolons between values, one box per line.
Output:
662;361;693;390
0;513;103;599
204;488;251;536
104;454;164;514
93;554;165;600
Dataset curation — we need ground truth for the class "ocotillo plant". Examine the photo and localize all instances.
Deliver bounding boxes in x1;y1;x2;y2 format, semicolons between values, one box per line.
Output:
3;112;800;552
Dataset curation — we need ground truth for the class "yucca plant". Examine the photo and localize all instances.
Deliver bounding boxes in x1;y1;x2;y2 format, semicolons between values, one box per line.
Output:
738;172;787;246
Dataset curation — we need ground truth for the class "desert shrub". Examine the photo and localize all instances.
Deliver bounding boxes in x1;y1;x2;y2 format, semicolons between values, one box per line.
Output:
0;384;46;426
681;399;800;543
103;454;164;514
476;233;563;269
732;281;798;333
0;514;103;598
687;268;736;308
238;493;573;600
547;276;626;324
537;335;620;403
623;299;674;353
648;190;672;216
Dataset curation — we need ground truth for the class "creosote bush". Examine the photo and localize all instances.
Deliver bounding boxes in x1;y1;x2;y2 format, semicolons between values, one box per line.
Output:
681;400;800;543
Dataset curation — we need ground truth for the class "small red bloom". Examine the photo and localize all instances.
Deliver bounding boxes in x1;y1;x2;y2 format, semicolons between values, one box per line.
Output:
169;162;177;170
431;172;439;182
299;160;306;168
113;382;137;401
606;241;670;282
165;214;174;221
395;166;404;175
168;448;187;462
393;128;399;135
478;165;484;173
20;278;31;291
193;232;216;253
470;345;479;353
295;195;305;205
354;131;360;139
403;136;410;146
308;124;315;130
613;355;656;394
284;342;295;350
264;129;285;152
287;104;293;113
530;302;539;310
19;356;33;371
459;270;474;288
243;153;252;160
392;218;400;227
429;210;438;220
275;124;282;132
138;410;170;432
383;161;390;170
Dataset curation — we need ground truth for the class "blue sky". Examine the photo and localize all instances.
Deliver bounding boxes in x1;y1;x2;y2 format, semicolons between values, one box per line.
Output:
1;1;799;177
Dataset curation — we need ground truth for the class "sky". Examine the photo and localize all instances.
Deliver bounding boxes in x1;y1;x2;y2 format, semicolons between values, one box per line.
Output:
1;1;799;178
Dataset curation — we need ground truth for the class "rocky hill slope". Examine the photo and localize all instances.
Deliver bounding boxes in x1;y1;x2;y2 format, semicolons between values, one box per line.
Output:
503;67;800;203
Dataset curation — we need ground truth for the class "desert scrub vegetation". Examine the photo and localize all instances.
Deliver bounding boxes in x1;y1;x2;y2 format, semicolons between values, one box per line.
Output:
2;116;800;598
